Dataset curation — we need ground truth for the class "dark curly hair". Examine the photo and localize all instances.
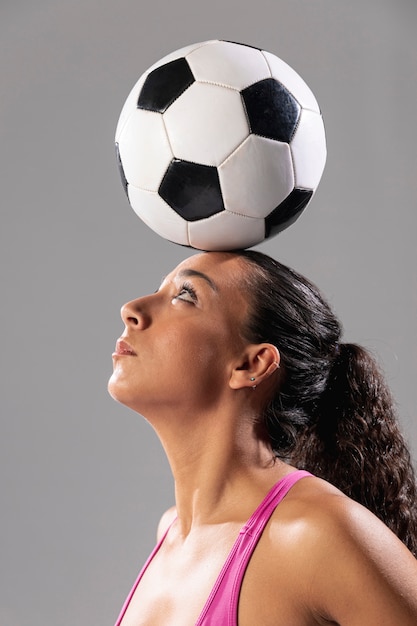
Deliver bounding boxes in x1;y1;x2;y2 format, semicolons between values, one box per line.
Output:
236;249;417;556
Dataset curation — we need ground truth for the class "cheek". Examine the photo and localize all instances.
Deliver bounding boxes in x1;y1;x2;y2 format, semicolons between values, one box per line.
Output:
168;329;233;392
162;337;217;381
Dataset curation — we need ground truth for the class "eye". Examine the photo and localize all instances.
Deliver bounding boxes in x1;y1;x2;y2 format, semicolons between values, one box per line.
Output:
172;281;198;304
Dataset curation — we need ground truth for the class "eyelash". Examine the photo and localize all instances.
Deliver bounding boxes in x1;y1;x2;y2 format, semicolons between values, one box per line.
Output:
173;281;198;304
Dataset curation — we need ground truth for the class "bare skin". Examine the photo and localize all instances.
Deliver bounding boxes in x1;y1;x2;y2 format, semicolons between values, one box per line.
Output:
109;252;417;626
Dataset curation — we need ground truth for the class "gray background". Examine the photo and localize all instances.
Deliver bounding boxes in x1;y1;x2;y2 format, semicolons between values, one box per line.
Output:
1;1;416;624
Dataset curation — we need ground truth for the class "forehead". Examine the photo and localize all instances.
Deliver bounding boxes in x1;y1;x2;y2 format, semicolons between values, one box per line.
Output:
171;252;247;290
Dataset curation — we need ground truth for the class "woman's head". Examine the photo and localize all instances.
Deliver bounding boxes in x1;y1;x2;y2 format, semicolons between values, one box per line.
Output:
109;249;341;450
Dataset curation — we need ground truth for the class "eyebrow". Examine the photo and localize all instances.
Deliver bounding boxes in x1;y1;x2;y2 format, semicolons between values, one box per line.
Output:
178;269;218;292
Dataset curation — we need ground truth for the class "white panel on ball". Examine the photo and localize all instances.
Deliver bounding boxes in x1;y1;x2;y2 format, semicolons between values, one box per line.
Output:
188;211;265;251
262;51;320;113
290;110;326;189
118;110;173;191
163;82;249;167
219;135;294;218
187;41;270;90
128;186;190;246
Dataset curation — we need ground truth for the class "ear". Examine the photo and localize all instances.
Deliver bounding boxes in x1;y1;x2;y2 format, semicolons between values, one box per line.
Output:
229;343;280;390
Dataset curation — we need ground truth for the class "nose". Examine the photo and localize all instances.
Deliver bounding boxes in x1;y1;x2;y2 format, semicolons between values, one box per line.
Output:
120;297;151;329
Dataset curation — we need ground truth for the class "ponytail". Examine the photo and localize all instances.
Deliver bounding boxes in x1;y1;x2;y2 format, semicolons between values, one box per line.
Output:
235;249;417;557
291;343;417;556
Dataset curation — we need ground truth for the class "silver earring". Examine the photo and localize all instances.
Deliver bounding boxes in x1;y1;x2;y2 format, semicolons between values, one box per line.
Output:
250;377;255;381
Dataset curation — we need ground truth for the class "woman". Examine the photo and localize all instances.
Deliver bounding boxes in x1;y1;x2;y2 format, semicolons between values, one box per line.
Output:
109;250;417;625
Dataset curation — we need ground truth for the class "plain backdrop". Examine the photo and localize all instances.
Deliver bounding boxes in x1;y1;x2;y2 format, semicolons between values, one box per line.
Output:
1;1;416;624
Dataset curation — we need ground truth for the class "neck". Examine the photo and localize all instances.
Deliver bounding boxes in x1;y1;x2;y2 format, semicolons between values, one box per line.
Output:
146;402;289;535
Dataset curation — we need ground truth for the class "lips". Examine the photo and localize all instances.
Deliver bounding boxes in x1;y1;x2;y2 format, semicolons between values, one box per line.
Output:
114;338;137;356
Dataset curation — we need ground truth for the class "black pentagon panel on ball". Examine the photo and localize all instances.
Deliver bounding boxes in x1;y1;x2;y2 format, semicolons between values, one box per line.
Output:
242;78;301;143
115;142;129;197
159;159;225;222
265;188;313;237
137;58;195;113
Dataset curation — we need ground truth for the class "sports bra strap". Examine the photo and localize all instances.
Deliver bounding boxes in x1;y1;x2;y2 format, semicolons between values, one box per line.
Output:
196;470;313;625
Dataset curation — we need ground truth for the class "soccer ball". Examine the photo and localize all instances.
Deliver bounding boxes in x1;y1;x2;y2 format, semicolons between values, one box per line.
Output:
115;40;326;251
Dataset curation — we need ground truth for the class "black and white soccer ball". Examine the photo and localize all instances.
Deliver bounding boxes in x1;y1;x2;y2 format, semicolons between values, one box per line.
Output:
115;40;326;251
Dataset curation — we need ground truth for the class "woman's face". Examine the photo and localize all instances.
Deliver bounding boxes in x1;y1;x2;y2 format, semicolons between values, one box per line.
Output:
108;252;252;416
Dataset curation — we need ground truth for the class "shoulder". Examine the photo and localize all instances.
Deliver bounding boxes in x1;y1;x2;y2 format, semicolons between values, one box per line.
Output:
261;475;417;622
156;505;177;542
271;474;417;578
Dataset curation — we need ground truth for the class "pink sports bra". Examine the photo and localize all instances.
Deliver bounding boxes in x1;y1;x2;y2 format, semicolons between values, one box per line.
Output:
115;469;313;626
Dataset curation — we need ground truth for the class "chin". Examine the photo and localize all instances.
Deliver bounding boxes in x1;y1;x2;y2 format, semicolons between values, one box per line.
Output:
107;374;145;416
108;373;131;405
